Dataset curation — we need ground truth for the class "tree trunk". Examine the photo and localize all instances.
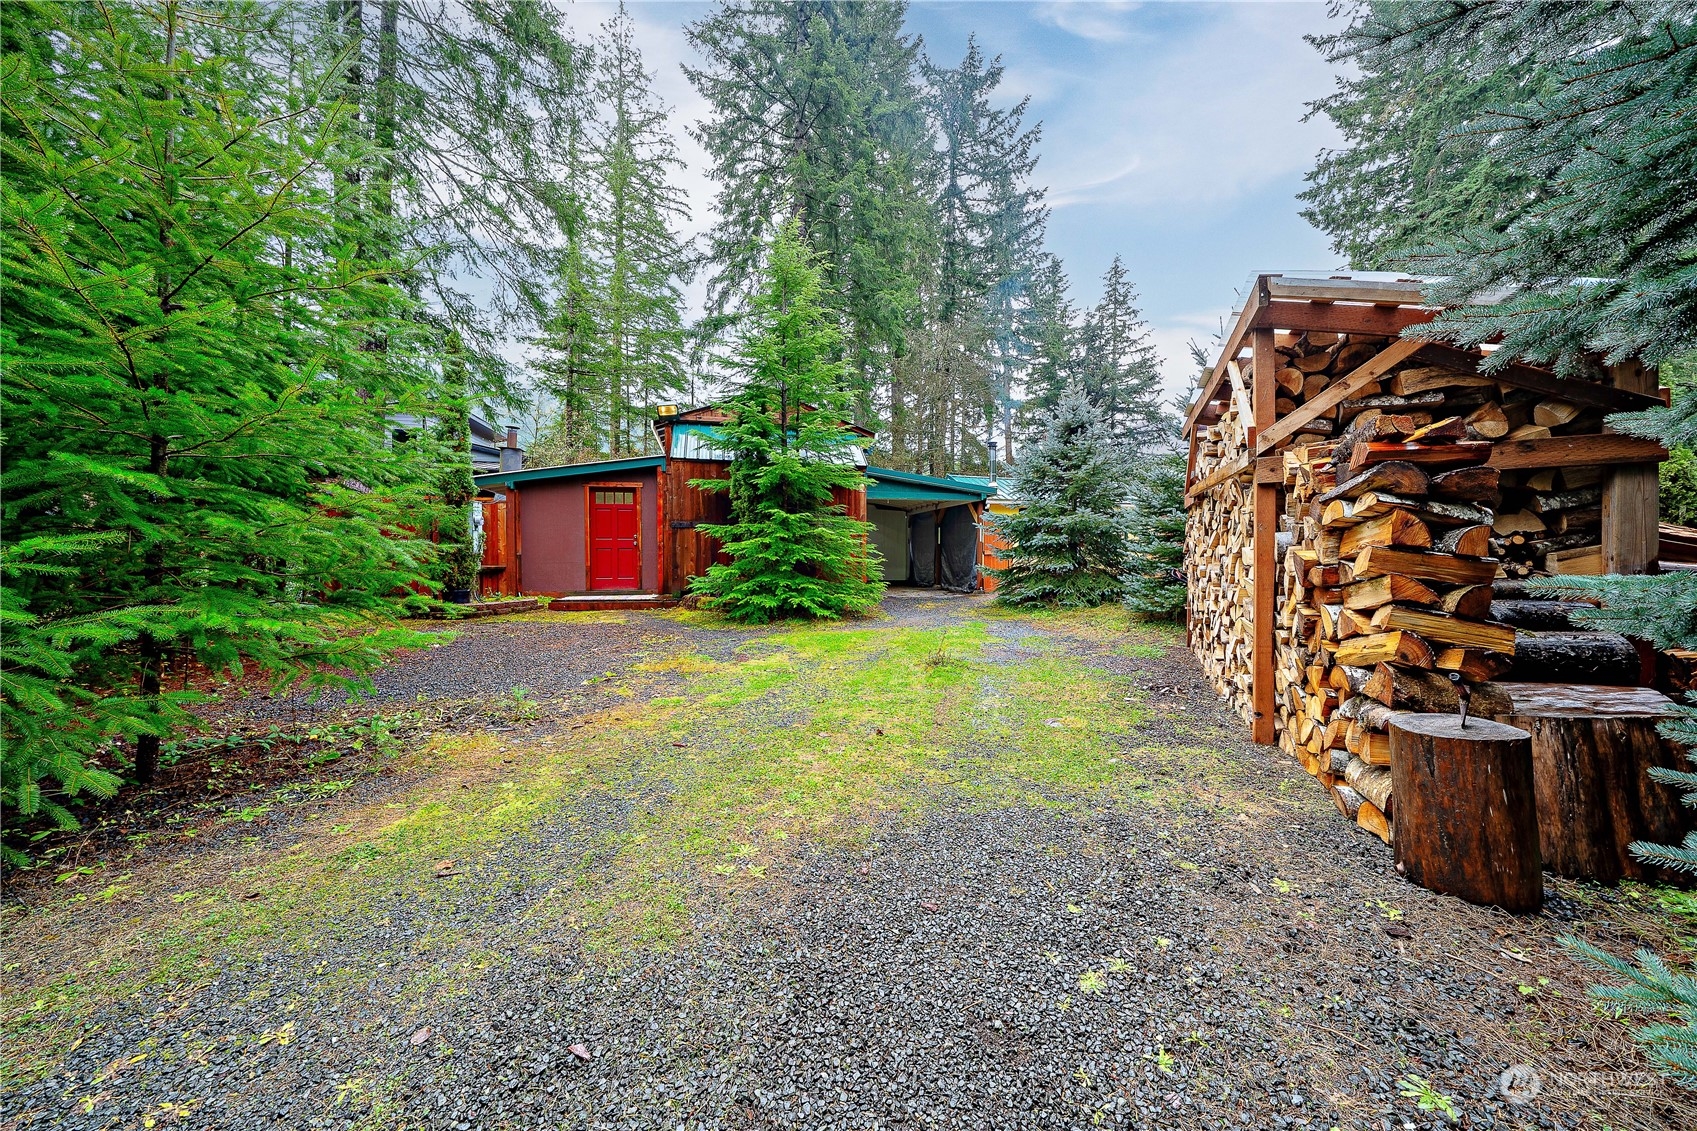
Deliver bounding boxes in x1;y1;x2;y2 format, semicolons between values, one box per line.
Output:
1389;713;1540;912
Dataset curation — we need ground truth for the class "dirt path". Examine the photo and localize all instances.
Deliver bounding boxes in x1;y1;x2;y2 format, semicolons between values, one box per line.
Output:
2;593;1691;1131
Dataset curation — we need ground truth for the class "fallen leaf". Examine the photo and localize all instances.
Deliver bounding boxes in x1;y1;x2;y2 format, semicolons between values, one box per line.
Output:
672;742;687;748
410;1027;432;1046
433;860;458;878
568;1043;592;1061
920;901;939;912
1383;924;1412;940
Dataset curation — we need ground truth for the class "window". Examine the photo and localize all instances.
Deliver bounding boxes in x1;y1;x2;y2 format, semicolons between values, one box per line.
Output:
592;489;634;505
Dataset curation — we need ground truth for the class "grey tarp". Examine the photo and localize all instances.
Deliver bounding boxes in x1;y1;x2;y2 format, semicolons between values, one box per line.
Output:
908;512;936;587
939;506;978;592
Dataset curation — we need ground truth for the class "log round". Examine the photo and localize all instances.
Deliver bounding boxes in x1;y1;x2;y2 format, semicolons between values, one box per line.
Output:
1505;631;1640;686
1388;713;1541;913
1492;684;1697;886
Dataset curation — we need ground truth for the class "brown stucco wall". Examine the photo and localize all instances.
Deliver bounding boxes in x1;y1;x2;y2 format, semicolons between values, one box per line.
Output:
516;468;659;595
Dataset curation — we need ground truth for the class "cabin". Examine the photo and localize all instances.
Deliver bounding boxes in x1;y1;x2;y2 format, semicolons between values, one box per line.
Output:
471;405;994;608
1183;272;1693;904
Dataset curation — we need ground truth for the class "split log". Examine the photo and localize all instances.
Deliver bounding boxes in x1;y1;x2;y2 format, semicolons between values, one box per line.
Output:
1435;647;1514;682
1463;402;1510;440
1315;461;1429;506
1368;605;1516;653
1356;799;1391;843
1506;631;1640;686
1338;510;1432;556
1438;583;1494;619
1343;574;1439;611
1429;465;1500;502
1493;510;1546;536
1528;486;1603;514
1338;391;1445;422
1532;399;1582;428
1402;416;1469;444
1331;784;1365;821
1275;367;1305;396
1493;684;1697;885
1546;544;1604;575
1363;664;1512;716
1434;525;1492;557
1552;505;1602;534
1344;758;1393;814
1333;631;1435;669
1492;578;1598;603
1389;714;1540;912
1348;440;1493;473
1351;546;1500;586
1389;368;1496;396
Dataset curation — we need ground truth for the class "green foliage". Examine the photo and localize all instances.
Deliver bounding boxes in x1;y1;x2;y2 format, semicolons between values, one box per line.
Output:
685;0;935;393
1565;937;1697;1089
990;384;1139;608
1312;3;1697;376
1396;1074;1460;1120
1123;453;1188;621
1660;446;1697;528
688;223;884;623
532;3;691;459
1;0;441;842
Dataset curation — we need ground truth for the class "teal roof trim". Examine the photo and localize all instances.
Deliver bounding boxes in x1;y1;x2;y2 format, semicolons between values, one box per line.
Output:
866;466;993;503
474;455;664;488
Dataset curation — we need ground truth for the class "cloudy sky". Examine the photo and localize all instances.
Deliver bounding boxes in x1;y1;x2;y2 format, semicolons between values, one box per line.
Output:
558;0;1349;400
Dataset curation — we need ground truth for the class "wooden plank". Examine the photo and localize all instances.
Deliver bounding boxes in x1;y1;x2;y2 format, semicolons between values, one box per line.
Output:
1412;342;1661;413
1255;338;1426;455
1185;456;1251;500
1487;433;1667;470
1251;328;1278;746
1255;454;1283;485
1265;277;1433;306
1504;683;1675;717
1226;359;1254;431
1184;275;1270;438
1604;360;1660;574
1252;299;1436;338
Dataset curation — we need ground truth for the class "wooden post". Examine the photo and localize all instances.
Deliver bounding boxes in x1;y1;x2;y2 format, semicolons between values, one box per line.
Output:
1389;713;1541;912
1250;328;1278;744
1603;359;1659;574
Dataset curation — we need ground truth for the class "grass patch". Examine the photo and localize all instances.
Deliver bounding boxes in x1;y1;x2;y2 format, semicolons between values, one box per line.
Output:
1;609;1206;1086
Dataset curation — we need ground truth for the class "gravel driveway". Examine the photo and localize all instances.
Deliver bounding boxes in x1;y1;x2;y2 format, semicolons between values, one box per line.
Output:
2;593;1691;1131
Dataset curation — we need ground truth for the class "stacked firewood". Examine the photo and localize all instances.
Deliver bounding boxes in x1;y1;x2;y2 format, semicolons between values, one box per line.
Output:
1273;410;1515;843
1491;464;1607;576
1186;393;1254;716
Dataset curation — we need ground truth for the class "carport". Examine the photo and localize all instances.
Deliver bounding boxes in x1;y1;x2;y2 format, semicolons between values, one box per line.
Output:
863;468;993;591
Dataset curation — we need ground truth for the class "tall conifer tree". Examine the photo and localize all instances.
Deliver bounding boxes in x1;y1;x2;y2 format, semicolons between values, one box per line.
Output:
1076;257;1173;451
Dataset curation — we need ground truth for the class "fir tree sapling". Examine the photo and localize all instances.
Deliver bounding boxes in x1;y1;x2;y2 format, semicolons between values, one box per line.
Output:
689;223;884;623
989;383;1140;608
1123;453;1189;621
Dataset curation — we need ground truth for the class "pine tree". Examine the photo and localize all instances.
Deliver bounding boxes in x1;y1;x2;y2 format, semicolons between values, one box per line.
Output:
1076;257;1175;451
2;1;441;834
690;224;884;623
1123;453;1188;621
685;1;937;402
589;3;691;455
1018;253;1081;433
989;383;1139;607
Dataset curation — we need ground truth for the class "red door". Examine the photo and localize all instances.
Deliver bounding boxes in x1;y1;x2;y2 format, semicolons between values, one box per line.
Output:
588;487;641;590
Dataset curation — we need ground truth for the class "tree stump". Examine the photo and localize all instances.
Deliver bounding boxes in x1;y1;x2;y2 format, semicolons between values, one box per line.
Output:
1388;713;1541;912
1492;684;1696;886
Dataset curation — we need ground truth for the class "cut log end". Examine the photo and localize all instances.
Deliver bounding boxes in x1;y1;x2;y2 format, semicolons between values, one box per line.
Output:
1385;712;1529;743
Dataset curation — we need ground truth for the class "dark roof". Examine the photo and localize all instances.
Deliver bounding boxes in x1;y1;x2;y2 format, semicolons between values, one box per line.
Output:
665;403;876;439
866;466;994;503
473;455;664;488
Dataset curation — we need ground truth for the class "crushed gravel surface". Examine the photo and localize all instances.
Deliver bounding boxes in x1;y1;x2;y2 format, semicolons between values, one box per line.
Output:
4;593;1690;1131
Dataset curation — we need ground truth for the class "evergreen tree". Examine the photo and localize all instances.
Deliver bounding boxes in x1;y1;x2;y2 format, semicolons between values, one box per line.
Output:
1076;256;1174;451
1123;453;1188;621
685;1;937;402
918;35;1047;472
588;3;691;454
989;383;1139;607
690;224;884;623
1017;253;1081;434
2;1;440;831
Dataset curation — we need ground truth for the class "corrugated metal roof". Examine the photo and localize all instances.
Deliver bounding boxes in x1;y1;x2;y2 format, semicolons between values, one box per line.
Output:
670;422;866;466
473;455;664;488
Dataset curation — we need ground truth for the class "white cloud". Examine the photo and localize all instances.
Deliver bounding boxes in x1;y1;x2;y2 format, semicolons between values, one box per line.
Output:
1032;2;1147;44
1039;3;1341;213
1147;311;1232;405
